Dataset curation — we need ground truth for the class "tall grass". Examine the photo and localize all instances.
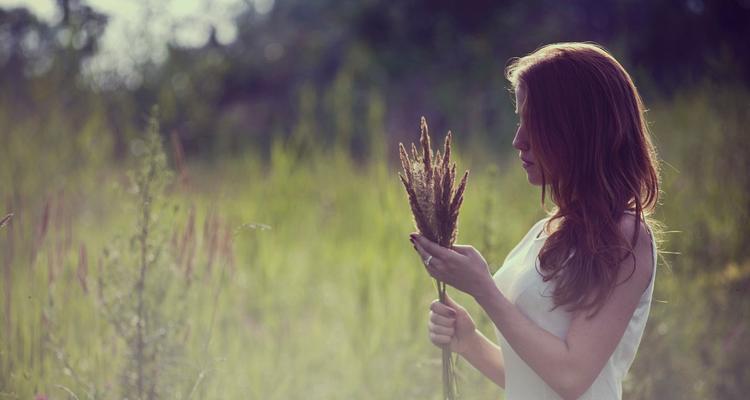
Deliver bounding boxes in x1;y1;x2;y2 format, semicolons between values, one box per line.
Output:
96;107;190;399
0;83;749;399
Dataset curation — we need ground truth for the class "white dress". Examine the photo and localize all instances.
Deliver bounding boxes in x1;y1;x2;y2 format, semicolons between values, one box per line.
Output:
492;212;657;399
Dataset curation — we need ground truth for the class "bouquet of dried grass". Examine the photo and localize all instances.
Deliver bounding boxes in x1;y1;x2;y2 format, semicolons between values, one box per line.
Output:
398;116;469;400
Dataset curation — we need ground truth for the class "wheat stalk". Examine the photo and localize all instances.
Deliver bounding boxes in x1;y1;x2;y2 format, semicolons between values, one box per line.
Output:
398;116;469;400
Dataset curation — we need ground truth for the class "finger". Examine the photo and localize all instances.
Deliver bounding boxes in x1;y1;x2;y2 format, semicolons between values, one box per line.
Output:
429;332;451;346
450;244;475;257
411;238;433;264
430;299;457;317
425;257;442;272
430;311;455;326
411;233;455;261
425;263;445;281
417;244;444;280
429;320;455;336
442;293;461;309
412;240;430;260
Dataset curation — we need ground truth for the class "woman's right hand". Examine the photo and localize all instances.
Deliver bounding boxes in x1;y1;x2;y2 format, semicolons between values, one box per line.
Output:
428;293;478;355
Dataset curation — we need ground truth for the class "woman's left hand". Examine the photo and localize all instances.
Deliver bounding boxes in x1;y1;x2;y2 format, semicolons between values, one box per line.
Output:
410;233;496;300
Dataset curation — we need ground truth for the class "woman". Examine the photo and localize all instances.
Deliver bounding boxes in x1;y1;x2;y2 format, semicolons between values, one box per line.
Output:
410;42;661;399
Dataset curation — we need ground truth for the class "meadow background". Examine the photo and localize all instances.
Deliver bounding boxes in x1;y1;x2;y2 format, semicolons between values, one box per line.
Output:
1;1;749;399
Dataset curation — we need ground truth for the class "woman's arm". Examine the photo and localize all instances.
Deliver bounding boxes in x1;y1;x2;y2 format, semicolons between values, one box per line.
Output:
411;216;654;399
458;328;506;389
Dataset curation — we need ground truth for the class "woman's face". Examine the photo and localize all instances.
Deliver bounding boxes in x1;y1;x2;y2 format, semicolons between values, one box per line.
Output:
512;85;544;186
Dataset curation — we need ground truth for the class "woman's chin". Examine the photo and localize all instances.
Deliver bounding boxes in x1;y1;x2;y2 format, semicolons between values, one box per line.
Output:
528;179;543;186
524;172;543;186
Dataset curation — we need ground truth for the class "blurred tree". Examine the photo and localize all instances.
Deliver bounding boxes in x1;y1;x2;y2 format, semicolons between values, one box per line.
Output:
2;0;749;159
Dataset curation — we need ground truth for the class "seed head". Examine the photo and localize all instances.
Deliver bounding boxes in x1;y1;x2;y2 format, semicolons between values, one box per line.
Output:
398;117;470;247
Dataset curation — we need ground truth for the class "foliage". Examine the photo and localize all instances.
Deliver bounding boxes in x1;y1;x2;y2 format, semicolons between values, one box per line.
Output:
625;83;750;400
2;1;749;161
0;83;747;399
96;107;191;399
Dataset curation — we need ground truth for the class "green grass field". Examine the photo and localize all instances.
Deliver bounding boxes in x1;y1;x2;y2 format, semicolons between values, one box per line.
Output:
1;84;749;399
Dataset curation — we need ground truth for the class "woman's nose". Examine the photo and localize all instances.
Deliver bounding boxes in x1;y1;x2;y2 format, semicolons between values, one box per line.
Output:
512;127;528;151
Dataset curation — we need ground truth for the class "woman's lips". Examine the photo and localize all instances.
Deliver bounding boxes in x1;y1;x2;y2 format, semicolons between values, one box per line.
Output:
521;158;534;168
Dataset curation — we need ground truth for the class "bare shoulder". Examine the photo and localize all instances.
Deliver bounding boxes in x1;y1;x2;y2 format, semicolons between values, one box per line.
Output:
616;212;654;289
570;213;654;323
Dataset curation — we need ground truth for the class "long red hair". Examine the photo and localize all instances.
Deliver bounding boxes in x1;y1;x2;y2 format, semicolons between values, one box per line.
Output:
505;42;661;317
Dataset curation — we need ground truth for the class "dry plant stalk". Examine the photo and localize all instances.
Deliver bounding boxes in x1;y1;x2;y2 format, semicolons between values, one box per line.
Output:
398;116;469;400
0;213;12;229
